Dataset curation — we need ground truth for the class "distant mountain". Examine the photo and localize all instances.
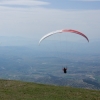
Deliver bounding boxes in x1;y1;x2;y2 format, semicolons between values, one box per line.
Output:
0;36;100;54
0;36;37;46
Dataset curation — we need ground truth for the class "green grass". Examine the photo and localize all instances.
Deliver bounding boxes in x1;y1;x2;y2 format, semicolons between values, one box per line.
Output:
0;79;100;100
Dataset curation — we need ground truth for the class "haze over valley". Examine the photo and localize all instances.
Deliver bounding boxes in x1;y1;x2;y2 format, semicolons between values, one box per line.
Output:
0;36;100;90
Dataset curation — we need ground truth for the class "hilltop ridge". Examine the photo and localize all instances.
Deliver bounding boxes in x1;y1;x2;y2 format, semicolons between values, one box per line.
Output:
0;79;100;100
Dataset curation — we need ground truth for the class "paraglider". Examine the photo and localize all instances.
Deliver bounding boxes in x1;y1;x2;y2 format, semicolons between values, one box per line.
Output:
63;67;67;73
39;29;89;44
39;29;89;73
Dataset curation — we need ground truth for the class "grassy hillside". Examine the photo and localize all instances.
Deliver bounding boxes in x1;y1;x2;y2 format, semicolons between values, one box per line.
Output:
0;79;100;100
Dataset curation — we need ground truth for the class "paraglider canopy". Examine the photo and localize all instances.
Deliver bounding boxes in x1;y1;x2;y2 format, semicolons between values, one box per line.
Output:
39;29;89;44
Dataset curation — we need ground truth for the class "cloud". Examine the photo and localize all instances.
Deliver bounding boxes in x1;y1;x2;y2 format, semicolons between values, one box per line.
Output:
0;0;49;8
0;1;100;42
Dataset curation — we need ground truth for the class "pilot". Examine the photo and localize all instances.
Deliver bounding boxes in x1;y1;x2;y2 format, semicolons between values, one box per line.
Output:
63;67;67;73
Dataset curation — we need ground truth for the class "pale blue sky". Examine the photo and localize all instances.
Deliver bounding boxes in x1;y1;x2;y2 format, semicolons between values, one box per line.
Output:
41;0;100;10
0;0;100;44
0;0;100;9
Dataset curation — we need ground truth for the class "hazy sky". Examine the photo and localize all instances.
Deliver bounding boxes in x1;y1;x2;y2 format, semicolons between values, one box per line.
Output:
0;0;100;42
